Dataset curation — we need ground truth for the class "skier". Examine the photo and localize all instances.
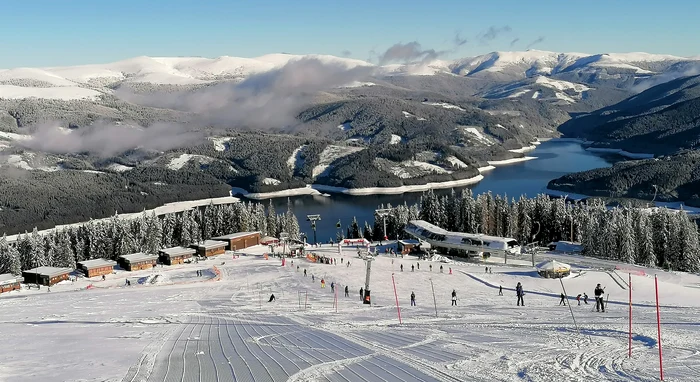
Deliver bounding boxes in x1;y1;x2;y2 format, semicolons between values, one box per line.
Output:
400;264;404;272
344;285;349;297
321;278;326;288
430;264;433;272
499;285;503;296
297;265;300;272
410;291;416;306
576;294;582;305
583;293;589;304
449;267;452;275
489;268;492;274
312;275;315;282
485;266;488;273
359;287;364;301
304;269;307;277
411;265;415;272
440;265;444;273
594;284;605;312
451;290;457;306
516;282;524;306
417;262;420;270
102;274;106;281
268;294;276;302
559;293;567;306
330;282;335;292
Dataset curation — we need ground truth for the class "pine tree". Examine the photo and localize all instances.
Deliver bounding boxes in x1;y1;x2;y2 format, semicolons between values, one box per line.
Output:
267;201;278;237
0;234;22;275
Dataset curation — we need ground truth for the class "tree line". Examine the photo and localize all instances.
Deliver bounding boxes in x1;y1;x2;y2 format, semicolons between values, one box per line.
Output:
0;200;301;275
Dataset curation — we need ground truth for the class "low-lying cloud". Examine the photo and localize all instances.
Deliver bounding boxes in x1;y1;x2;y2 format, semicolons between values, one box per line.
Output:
478;26;512;44
526;36;545;49
631;63;700;93
375;42;446;65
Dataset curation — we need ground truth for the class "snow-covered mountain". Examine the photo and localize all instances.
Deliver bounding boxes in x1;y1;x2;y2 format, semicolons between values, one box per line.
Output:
0;50;697;101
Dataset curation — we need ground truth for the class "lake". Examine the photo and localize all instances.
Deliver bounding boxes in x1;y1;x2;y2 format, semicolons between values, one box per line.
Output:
270;141;619;243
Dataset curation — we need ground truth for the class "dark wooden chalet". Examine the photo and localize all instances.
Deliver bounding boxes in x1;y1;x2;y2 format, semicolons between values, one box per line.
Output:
118;253;159;271
0;273;23;294
397;239;422;255
190;240;227;257
158;246;196;265
77;259;117;278
22;267;72;286
211;231;261;251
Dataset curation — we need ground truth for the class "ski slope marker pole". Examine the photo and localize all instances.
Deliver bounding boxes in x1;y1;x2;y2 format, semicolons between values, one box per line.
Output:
629;273;632;358
655;275;664;381
559;277;579;334
430;278;438;318
391;273;402;324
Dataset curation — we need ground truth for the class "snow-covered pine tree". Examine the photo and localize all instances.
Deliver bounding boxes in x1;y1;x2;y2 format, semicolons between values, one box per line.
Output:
253;203;267;236
267;201;278;237
53;230;76;269
350;217;360;239
29;227;47;268
161;213;175;248
676;212;700;272
363;221;373;239
0;234;22;275
617;209;636;264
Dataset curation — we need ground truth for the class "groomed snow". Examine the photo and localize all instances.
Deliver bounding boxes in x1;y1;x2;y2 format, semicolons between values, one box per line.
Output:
422;102;466;111
0;85;101;100
106;163;134;172
4;244;698;381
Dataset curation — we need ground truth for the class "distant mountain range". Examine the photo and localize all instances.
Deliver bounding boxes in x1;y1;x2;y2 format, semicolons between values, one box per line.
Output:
1;50;699;233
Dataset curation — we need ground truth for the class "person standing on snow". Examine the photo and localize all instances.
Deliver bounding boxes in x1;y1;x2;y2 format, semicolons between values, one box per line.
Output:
344;285;349;297
330;282;335;293
430;264;433;272
583;293;589;304
417;262;420;270
576;294;582;305
516;282;524;306
440;265;444;273
594;284;606;312
304;269;307;277
410;291;416;306
411;264;415;272
360;287;364;301
499;285;503;296
451;290;457;306
559;293;567;306
400;264;404;272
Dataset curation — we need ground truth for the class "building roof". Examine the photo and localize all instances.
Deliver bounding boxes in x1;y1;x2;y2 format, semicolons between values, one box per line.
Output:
536;260;571;272
0;273;22;285
192;240;229;250
118;253;159;263
398;239;421;245
159;246;196;257
23;267;73;278
211;231;260;240
77;259;117;270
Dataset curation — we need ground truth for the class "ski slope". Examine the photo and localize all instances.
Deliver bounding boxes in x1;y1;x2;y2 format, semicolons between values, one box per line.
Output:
1;244;699;381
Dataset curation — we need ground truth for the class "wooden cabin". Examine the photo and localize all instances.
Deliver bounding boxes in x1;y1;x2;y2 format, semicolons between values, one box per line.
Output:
0;274;23;294
190;240;227;257
22;267;72;286
397;239;422;255
158;246;196;265
211;232;261;251
118;253;159;271
77;259;116;278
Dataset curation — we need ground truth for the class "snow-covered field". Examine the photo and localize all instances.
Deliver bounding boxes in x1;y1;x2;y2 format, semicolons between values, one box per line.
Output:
311;145;364;179
2;244;699;382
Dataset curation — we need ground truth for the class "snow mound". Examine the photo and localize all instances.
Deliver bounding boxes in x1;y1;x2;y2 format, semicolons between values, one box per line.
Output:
389;134;402;145
287;145;306;174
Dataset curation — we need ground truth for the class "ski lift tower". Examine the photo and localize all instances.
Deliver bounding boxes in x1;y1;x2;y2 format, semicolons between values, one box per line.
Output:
363;255;374;305
375;208;392;241
306;214;321;245
280;232;289;256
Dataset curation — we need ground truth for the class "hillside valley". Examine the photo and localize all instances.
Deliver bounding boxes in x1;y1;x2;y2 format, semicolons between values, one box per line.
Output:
1;50;699;233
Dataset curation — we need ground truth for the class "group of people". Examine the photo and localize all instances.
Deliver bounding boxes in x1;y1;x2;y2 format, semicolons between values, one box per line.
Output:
509;282;606;312
407;289;458;306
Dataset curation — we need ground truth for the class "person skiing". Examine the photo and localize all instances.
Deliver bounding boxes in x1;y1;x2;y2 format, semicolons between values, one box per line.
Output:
102;274;106;281
330;282;335;292
440;265;444;273
400;264;404;272
499;285;503;296
411;265;415;272
576;294;582;305
489;268;492;274
410;291;416;306
594;284;605;312
360;287;364;301
583;293;589;304
449;267;452;275
321;278;326;288
516;282;524;306
312;274;315;282
344;285;349;297
304;269;307;277
268;294;276;302
485;266;488;273
559;293;567;306
451;290;457;306
430;264;433;272
417;262;420;270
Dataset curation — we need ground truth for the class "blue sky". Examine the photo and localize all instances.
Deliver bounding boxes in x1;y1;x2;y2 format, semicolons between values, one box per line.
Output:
1;0;698;68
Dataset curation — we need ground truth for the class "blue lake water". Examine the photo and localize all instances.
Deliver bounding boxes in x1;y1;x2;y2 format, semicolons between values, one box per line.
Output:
270;141;618;243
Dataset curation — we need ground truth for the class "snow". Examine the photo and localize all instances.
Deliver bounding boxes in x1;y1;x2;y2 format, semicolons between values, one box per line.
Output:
262;177;281;186
532;90;541;99
5;243;697;381
208;137;233;152
6;154;32;170
231;185;324;200
389;134;402;145
106;163;134;172
446;156;468;168
507;89;530;98
402;111;427;121
337;122;352;131
0;84;100;100
422;102;466;111
389;160;451;179
166;154;213;170
287;145;306;174
487;156;537;165
554;92;576;103
509;145;537;153
462;127;494;146
311;145;364;179
535;76;591;92
313;175;484;195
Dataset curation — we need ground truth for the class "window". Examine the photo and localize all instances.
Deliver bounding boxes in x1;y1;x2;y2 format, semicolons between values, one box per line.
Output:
507;240;519;248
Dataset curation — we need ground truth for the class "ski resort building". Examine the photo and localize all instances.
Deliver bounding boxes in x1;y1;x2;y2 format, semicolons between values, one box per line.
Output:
77;259;116;278
0;274;23;294
22;267;72;286
397;239;423;255
536;260;572;278
118;253;158;271
211;232;261;251
158;246;196;265
404;220;522;257
190;240;227;257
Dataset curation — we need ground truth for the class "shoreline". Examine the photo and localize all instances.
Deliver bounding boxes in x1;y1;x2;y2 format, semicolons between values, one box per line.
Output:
540;137;654;159
236;155;539;200
543;188;700;214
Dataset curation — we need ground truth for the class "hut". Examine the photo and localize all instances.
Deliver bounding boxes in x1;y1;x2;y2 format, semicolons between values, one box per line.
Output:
397;239;422;255
260;236;279;246
211;232;261;250
77;259;116;278
22;267;72;286
118;253;159;271
190;240;228;257
0;274;23;294
158;246;196;265
536;260;571;278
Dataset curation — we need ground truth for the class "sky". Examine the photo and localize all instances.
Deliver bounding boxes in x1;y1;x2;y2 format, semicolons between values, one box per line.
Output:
1;0;699;68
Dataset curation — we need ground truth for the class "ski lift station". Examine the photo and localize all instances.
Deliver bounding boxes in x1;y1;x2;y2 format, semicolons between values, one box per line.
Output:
404;220;522;258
